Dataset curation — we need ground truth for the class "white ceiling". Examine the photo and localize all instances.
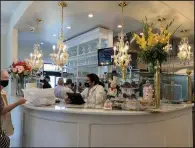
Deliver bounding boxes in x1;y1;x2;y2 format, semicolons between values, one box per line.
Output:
1;1;194;48
1;1;21;24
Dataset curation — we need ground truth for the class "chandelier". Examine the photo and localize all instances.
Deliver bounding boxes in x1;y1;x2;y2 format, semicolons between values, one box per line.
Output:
28;18;43;71
113;1;131;80
50;1;69;70
177;37;192;60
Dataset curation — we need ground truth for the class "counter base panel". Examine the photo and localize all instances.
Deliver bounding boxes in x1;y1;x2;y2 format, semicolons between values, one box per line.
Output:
22;107;192;147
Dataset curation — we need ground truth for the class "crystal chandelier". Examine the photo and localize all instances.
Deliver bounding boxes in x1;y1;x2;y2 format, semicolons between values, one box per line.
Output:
50;1;69;70
28;18;43;71
113;1;131;80
177;37;192;60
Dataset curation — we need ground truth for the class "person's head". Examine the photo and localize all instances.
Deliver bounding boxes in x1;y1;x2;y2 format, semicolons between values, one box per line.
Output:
44;75;50;82
85;73;99;88
79;82;82;86
66;79;72;88
58;78;64;86
0;70;9;90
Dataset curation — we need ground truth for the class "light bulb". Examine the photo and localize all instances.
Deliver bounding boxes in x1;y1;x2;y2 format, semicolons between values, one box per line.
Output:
63;44;67;51
53;45;56;50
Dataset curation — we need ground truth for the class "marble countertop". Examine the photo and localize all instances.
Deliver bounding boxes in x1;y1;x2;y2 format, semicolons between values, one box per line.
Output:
22;103;193;116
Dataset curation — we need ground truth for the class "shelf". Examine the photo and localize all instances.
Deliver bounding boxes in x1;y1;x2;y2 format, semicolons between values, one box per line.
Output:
77;63;98;67
69;51;97;61
67;63;98;68
66;77;86;80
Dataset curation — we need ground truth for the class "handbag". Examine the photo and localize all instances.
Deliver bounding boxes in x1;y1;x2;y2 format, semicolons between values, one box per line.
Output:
0;124;10;148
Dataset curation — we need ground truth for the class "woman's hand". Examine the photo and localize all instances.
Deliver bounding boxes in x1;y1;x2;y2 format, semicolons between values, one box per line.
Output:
17;98;26;105
1;98;27;115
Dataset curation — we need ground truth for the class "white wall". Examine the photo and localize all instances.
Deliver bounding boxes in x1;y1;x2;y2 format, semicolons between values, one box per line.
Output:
1;34;8;69
1;22;9;70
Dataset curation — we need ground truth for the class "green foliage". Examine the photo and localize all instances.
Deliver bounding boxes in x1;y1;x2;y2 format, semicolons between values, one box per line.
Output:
138;43;168;66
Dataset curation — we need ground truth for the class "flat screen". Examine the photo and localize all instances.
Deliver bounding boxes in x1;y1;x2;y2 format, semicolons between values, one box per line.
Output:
98;47;114;66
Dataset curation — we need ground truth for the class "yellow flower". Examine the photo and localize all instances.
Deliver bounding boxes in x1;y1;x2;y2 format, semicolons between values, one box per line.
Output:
134;34;147;50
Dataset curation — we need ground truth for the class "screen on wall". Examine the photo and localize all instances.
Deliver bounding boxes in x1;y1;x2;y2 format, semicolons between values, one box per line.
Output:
98;47;114;66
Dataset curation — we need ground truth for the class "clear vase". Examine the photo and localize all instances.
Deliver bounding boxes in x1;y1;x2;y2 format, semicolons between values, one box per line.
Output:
24;76;40;89
16;75;24;96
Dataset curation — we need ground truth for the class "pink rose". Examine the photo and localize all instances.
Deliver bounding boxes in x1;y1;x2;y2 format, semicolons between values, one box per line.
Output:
16;66;24;74
12;68;17;73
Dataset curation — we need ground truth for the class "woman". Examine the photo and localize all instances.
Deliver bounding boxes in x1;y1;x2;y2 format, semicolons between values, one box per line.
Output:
81;73;106;107
0;70;26;147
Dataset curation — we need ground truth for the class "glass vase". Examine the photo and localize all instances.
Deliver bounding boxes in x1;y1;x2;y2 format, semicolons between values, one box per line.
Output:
24;76;39;89
16;75;25;96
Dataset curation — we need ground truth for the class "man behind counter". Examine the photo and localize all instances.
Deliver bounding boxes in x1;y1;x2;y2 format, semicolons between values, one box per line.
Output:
41;75;52;89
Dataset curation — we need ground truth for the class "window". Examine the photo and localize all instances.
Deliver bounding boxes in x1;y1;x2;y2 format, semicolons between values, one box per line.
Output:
44;64;67;72
43;64;67;87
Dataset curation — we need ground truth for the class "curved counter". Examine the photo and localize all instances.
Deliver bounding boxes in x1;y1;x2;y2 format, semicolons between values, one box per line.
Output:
21;103;193;147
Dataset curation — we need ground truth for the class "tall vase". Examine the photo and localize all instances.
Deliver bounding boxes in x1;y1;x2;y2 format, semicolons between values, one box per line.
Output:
147;63;156;73
16;75;24;96
154;60;161;109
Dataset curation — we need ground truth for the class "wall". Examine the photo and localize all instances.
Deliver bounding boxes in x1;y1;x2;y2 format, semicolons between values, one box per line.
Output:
1;34;8;69
1;23;8;69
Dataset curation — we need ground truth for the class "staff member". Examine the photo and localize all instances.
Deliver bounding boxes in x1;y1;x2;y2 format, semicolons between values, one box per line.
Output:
42;75;51;89
81;73;106;106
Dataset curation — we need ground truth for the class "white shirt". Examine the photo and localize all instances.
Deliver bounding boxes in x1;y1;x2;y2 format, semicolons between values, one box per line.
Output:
54;85;73;99
81;84;106;105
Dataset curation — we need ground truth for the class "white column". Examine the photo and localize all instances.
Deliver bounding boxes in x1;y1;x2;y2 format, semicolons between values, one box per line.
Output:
1;23;8;69
6;1;35;96
7;28;19;96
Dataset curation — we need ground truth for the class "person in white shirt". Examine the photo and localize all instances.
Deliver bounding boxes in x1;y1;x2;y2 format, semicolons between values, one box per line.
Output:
54;78;73;101
81;73;106;107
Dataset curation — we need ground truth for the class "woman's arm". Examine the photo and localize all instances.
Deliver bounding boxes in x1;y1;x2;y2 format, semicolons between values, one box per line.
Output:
81;88;87;99
1;98;26;115
95;86;106;105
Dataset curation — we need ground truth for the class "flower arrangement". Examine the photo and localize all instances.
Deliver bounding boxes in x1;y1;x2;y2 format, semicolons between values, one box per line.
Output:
133;17;180;72
8;59;32;79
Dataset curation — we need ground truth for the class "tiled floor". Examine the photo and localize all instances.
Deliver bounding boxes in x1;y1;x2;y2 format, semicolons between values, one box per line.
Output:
8;96;23;147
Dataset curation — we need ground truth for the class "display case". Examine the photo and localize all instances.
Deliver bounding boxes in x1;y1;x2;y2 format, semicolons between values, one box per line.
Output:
161;73;190;102
162;81;183;103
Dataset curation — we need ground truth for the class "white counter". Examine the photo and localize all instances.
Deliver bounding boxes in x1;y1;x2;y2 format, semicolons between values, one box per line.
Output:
21;103;193;147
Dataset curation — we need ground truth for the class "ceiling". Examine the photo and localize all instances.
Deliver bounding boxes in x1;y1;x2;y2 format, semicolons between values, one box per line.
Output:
1;1;21;24
1;1;194;48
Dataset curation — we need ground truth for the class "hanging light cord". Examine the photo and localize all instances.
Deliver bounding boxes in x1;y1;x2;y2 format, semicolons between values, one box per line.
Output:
36;19;39;44
121;4;124;34
61;5;64;37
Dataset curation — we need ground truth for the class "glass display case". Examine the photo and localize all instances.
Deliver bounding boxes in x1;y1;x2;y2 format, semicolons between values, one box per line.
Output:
161;73;190;102
162;81;183;103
